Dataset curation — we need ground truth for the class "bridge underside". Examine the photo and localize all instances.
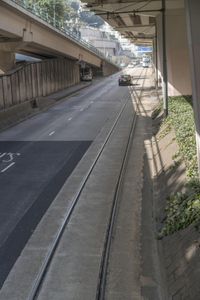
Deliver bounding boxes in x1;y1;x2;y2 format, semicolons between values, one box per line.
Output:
0;0;106;73
83;0;192;96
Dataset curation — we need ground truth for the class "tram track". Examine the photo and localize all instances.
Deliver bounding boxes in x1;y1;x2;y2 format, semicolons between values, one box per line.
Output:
28;66;147;300
96;67;148;300
5;67;147;300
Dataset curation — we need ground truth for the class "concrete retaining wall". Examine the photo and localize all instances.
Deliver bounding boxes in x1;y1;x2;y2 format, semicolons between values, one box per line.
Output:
102;61;120;77
0;58;80;111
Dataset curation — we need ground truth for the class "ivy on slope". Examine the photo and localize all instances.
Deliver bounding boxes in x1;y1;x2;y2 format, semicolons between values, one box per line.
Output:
158;96;200;238
159;180;200;237
168;96;198;178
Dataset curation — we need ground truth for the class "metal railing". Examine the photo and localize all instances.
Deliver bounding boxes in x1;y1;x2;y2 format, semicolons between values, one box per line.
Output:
9;0;118;66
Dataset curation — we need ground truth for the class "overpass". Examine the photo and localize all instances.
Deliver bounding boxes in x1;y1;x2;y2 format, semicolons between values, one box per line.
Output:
0;0;120;123
83;0;200;173
0;0;118;73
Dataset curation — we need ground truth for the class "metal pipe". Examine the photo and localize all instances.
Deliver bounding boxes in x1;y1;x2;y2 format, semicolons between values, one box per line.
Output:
162;0;168;117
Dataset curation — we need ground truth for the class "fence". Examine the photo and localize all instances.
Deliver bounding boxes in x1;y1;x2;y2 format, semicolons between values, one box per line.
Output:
9;0;118;67
0;58;80;111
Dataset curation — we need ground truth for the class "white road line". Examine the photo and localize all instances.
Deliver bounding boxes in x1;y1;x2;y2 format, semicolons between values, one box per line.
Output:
1;162;15;173
3;153;14;163
49;131;55;136
68;117;72;121
0;153;6;158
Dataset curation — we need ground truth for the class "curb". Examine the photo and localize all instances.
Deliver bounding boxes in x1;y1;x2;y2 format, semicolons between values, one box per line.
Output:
0;82;92;132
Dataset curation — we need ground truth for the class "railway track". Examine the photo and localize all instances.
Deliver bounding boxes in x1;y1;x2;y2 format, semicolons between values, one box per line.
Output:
96;67;147;300
27;66;147;300
0;66;148;300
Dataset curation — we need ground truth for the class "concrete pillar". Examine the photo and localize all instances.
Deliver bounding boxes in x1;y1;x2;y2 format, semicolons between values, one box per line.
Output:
156;8;192;96
0;51;15;74
152;36;158;88
185;0;200;174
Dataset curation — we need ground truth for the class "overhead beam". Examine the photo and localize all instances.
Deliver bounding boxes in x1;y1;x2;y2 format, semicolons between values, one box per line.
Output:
86;0;161;6
125;36;154;40
94;9;163;16
115;24;155;29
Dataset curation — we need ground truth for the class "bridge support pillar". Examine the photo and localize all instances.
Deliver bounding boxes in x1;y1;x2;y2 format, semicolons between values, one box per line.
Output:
156;8;192;96
0;51;15;74
185;0;200;175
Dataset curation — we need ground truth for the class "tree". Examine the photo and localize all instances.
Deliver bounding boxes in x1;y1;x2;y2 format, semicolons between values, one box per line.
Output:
79;11;104;27
70;1;80;11
30;0;69;21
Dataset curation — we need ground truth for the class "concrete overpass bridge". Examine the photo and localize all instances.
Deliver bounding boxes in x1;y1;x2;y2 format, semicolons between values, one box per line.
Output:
0;0;118;73
0;0;120;123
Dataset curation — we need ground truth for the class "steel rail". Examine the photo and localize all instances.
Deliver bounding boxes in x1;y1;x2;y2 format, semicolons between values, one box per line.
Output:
96;67;147;300
27;67;140;300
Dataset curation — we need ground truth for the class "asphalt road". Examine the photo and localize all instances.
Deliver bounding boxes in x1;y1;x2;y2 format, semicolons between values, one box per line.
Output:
0;73;130;287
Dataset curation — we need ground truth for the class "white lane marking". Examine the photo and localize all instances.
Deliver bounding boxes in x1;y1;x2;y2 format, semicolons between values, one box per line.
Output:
1;152;20;163
3;153;14;162
49;131;55;136
68;117;72;121
1;162;15;173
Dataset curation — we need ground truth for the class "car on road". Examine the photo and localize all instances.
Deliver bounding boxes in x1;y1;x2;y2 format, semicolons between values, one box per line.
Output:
118;74;132;86
81;67;93;81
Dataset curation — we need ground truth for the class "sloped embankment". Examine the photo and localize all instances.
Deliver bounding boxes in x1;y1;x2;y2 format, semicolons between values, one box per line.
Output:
153;96;200;299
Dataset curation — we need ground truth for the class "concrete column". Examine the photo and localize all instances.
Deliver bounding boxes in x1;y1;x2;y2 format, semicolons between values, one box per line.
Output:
185;0;200;174
0;51;15;74
156;8;192;96
152;36;158;88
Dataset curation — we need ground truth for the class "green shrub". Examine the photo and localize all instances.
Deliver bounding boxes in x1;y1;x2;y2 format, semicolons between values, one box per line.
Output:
168;96;198;178
158;96;200;238
158;180;200;238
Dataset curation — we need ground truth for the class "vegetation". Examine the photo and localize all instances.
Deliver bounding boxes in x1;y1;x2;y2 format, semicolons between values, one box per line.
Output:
160;96;198;178
158;96;200;238
29;0;105;28
31;0;69;20
158;180;200;238
79;11;104;27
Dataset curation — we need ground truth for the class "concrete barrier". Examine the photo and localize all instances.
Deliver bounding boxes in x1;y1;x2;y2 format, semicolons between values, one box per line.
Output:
0;58;80;112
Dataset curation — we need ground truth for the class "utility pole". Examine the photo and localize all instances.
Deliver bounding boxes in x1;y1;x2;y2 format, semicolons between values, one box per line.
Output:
162;0;168;117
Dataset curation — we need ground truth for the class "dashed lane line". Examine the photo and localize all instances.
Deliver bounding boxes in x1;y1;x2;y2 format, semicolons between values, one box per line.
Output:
49;131;55;136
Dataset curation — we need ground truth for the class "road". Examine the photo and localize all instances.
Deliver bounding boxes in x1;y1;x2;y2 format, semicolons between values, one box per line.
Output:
0;73;131;287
